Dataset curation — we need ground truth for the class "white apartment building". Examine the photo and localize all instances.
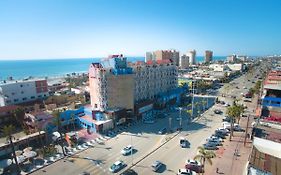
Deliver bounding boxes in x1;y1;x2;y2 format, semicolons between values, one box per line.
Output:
0;79;49;106
209;64;229;72
132;62;178;102
187;50;196;65
145;52;155;62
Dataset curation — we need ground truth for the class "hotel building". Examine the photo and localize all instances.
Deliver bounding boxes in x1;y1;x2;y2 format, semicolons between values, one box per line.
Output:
89;55;184;120
89;55;134;112
148;50;180;66
0;79;49;106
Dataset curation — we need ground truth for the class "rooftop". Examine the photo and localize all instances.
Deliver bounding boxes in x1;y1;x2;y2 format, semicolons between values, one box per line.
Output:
264;84;281;91
254;122;281;143
253;137;281;159
0;78;46;86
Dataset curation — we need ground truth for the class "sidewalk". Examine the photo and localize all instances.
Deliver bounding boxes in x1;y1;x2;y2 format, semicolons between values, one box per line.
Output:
204;131;252;175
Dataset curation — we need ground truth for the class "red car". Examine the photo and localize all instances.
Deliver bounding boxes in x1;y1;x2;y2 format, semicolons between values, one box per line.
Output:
185;159;203;173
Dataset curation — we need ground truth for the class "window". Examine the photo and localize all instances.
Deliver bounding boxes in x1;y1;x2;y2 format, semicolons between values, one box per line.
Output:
30;96;35;99
22;97;27;101
11;92;15;95
21;91;24;94
14;99;19;102
20;84;23;87
38;95;42;98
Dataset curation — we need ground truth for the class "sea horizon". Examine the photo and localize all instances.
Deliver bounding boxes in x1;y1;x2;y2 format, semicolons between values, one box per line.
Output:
0;56;227;80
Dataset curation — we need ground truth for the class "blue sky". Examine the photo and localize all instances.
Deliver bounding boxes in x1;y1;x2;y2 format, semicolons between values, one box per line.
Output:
0;0;281;59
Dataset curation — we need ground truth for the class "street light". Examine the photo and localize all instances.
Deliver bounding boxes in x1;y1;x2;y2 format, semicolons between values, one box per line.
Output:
131;134;133;166
179;107;182;129
169;117;172;132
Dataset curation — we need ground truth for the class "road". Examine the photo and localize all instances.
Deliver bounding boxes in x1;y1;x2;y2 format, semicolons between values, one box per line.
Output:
31;63;268;175
31;98;219;175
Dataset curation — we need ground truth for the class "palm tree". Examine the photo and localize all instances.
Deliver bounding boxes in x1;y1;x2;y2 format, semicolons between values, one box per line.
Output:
2;125;20;173
52;110;66;156
11;107;24;129
226;102;244;140
194;146;216;174
70;113;76;131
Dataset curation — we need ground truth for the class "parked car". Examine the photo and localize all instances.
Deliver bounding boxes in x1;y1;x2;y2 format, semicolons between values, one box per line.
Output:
109;161;126;173
233;125;244;132
207;140;222;146
203;143;218;150
158;128;167;135
206;136;223;142
151;161;163;172
121;145;133;155
185;159;203;173
222;117;231;122
120;169;138;175
213;133;226;139
216;128;229;135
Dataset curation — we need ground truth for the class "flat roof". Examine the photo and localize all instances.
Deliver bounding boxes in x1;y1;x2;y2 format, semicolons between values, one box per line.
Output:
0;78;46;86
264;84;281;91
255;123;281;143
253;137;281;159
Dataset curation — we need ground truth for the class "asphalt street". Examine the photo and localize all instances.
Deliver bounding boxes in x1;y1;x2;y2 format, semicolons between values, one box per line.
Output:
31;64;266;175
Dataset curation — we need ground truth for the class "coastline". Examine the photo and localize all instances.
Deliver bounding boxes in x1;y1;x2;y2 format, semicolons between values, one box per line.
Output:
0;56;227;82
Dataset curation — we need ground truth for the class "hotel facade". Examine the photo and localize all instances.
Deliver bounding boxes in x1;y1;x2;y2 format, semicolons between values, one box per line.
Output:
89;55;184;121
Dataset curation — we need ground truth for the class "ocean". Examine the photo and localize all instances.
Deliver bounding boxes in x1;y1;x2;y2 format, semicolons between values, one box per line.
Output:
0;56;226;80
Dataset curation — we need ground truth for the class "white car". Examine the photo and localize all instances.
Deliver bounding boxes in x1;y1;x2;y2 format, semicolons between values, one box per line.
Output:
121;145;133;155
109;160;126;173
178;168;194;175
206;136;223;142
207;140;222;146
86;141;94;147
216;128;230;134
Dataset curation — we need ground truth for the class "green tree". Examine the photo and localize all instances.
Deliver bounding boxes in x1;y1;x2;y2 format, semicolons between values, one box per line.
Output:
226;102;245;140
11;107;24;128
2;125;20;173
70;113;76;131
52;110;66;156
194;146;216;174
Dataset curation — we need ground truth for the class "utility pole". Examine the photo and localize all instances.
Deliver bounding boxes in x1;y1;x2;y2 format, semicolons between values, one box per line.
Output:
191;81;195;118
244;114;250;146
131;134;133;165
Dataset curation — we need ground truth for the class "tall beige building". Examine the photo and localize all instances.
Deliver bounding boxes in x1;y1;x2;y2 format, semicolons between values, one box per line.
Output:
187;50;196;65
89;55;179;112
179;54;189;69
132;62;178;102
153;50;180;66
89;55;134;111
205;50;213;63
